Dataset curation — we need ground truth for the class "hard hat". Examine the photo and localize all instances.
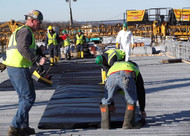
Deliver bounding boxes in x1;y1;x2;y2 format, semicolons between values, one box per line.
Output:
25;10;43;23
123;22;128;28
62;30;67;34
95;55;103;65
48;26;53;30
78;29;82;33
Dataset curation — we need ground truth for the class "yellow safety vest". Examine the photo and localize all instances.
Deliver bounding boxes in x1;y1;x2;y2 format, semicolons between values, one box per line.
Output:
48;33;58;45
105;49;125;66
107;61;139;77
63;37;70;47
76;34;84;45
3;25;36;68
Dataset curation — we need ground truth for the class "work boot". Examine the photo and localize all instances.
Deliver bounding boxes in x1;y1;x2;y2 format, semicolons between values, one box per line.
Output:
99;104;110;129
21;127;35;135
65;53;68;60
122;103;142;129
77;52;81;58
7;126;22;136
68;53;71;60
81;51;84;58
50;57;54;66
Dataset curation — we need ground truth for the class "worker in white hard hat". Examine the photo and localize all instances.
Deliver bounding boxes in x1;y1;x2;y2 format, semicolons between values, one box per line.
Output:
116;22;134;61
3;10;46;136
45;25;60;65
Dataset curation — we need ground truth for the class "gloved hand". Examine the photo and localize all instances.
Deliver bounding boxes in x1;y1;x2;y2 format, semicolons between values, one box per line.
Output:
0;63;6;72
131;44;135;49
116;42;119;49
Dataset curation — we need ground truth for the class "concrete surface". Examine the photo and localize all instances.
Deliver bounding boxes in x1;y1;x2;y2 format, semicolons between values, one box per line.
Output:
0;55;190;136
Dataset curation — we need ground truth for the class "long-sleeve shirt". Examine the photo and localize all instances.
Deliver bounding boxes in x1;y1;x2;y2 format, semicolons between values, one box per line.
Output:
16;26;40;64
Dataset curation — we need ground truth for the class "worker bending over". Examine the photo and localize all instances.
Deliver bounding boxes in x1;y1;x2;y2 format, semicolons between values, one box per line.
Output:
45;26;60;64
61;30;71;60
100;61;146;129
95;49;125;84
116;23;134;61
74;29;85;58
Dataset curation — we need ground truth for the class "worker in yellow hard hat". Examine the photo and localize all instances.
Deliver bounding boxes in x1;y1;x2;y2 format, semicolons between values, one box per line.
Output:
116;22;134;61
45;25;60;65
74;29;86;58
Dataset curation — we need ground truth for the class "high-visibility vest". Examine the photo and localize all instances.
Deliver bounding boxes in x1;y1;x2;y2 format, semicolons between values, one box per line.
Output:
107;61;139;77
76;34;84;45
3;25;36;68
48;33;58;45
63;36;70;47
105;49;125;66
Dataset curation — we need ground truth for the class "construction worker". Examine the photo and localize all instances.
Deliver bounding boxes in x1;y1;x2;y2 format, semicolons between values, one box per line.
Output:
2;10;46;135
100;61;146;129
116;22;134;61
61;30;71;60
95;49;125;84
74;29;85;58
45;25;60;64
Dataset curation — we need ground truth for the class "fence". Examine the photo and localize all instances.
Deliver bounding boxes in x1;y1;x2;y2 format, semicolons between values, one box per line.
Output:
165;40;190;61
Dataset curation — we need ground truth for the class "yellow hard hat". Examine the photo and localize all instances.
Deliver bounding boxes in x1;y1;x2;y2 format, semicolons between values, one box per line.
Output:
48;26;53;30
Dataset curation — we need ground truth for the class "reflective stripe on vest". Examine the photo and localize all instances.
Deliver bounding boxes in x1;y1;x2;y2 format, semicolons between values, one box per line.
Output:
76;34;84;45
63;37;70;47
2;25;36;68
107;61;139;78
105;49;125;65
48;33;58;45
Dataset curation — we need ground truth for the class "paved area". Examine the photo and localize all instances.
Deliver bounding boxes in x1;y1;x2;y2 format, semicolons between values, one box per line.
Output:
1;55;190;136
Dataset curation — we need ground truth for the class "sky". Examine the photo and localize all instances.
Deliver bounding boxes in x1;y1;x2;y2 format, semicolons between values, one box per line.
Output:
0;0;189;22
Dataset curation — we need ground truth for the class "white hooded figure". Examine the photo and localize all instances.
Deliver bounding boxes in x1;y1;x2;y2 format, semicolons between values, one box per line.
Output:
116;23;134;61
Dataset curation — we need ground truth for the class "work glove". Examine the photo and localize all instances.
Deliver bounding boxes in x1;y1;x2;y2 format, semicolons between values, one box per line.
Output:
131;44;135;49
0;63;6;72
116;42;119;49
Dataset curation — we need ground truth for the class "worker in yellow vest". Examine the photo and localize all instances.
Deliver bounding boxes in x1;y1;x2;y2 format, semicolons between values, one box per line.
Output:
45;26;60;64
100;61;146;130
61;30;71;60
95;49;125;84
74;29;86;58
3;10;46;136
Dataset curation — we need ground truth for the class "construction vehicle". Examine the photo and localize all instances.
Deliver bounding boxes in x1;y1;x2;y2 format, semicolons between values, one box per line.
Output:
0;7;190;48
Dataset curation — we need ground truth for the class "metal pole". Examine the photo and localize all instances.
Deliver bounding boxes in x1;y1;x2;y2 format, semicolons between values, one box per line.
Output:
69;0;73;28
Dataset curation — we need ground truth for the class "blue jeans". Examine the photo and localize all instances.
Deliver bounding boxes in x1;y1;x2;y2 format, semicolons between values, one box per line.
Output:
76;44;84;52
7;67;36;128
102;71;137;105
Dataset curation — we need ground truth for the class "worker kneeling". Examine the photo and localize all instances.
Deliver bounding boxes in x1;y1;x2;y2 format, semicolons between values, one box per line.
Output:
100;61;146;129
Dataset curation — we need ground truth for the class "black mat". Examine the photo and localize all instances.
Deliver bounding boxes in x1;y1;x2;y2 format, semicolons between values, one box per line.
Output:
38;61;129;129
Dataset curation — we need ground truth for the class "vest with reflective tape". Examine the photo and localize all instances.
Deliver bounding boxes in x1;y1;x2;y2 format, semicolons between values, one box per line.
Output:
105;49;125;65
76;34;84;45
48;33;58;45
107;61;139;77
63;37;70;47
3;25;36;68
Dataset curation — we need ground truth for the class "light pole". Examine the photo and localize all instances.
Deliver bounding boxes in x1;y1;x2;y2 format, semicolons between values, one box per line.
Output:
66;0;77;28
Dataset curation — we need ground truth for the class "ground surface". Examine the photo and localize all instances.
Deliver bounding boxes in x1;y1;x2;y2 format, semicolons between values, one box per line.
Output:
0;55;190;136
